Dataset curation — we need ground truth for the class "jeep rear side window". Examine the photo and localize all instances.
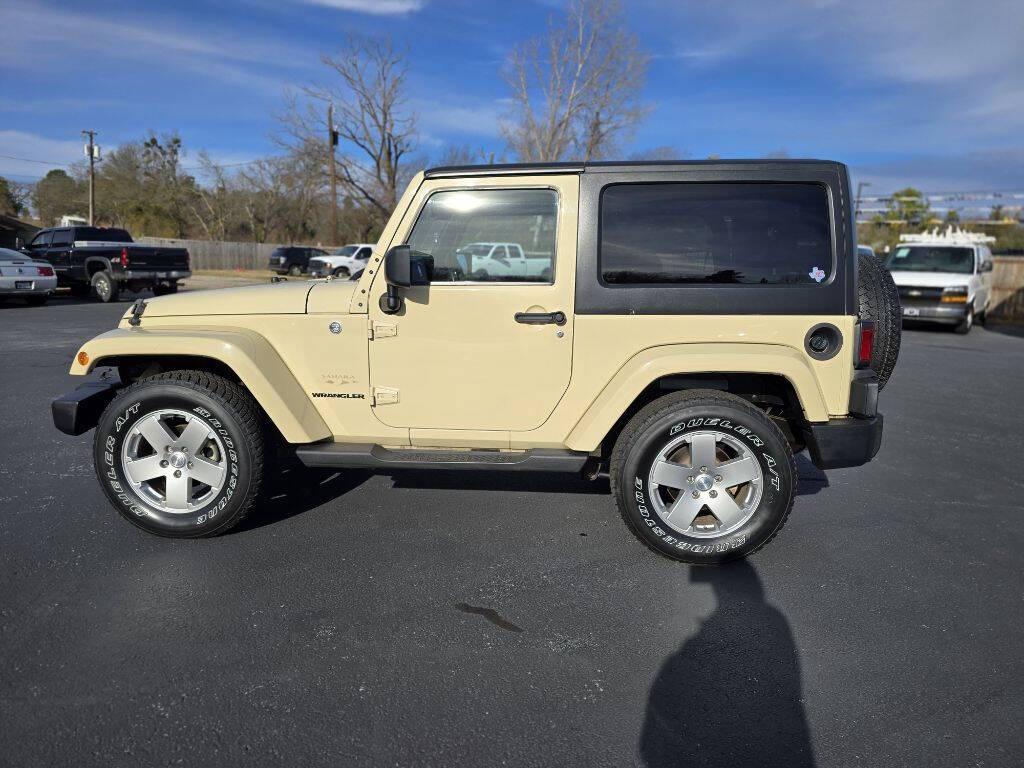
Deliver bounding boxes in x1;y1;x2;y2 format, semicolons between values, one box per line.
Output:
599;183;832;285
407;189;557;283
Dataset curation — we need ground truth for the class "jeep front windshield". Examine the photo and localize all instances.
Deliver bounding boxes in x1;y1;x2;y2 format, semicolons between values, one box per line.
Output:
886;246;974;274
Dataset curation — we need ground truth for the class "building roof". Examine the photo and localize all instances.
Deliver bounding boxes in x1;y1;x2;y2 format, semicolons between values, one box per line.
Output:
0;213;40;233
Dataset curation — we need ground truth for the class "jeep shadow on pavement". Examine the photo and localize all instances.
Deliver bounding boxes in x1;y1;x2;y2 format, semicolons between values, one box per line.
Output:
52;160;900;565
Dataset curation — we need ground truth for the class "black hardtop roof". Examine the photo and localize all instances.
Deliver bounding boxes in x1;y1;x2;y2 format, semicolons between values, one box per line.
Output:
424;159;846;178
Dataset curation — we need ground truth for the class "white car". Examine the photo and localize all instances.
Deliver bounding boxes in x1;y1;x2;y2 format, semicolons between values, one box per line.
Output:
307;244;375;278
457;242;552;281
886;228;995;334
0;248;57;305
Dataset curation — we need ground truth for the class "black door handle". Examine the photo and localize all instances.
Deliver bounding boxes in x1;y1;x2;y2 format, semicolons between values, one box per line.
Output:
515;311;566;326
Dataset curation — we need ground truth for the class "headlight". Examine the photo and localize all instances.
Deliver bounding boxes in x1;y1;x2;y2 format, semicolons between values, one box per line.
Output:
941;286;969;303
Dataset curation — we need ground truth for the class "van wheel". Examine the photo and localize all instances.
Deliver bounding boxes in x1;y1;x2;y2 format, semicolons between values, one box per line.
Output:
93;370;265;537
611;390;796;564
858;251;901;389
91;270;119;303
955;307;974;334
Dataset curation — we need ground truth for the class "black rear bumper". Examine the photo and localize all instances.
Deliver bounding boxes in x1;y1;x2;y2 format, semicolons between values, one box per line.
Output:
803;414;883;470
51;378;121;436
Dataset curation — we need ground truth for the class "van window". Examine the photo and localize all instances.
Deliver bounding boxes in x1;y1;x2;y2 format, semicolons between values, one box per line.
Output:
600;183;833;285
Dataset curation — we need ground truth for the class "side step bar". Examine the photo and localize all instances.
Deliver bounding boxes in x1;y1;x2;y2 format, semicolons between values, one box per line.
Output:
295;443;590;473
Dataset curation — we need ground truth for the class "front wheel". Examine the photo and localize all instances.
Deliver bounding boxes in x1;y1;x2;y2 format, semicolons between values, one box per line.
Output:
332;267;350;278
93;371;265;537
611;390;796;564
954;307;974;334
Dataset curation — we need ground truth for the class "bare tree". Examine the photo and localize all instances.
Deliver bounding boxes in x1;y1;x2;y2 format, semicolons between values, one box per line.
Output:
501;0;648;162
282;35;416;236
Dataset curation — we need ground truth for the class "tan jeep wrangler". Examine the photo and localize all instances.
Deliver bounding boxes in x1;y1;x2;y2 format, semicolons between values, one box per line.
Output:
52;161;900;564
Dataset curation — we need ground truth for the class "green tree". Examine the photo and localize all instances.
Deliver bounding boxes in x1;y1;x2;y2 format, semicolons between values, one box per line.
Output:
944;208;960;224
885;187;930;226
0;176;24;216
32;169;84;225
990;205;1005;221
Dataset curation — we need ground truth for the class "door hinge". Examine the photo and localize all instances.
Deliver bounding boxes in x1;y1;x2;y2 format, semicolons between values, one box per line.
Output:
368;320;398;340
372;387;400;406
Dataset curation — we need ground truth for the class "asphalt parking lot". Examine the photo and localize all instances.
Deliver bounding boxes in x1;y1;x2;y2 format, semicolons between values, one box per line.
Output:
2;295;1022;767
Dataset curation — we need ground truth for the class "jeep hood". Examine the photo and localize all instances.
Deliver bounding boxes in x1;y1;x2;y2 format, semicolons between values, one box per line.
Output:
135;280;320;317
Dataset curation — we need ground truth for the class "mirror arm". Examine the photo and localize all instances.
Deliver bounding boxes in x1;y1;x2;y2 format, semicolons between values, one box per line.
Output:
381;284;403;314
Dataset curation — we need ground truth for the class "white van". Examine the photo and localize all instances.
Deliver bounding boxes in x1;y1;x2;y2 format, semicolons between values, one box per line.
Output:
886;228;995;334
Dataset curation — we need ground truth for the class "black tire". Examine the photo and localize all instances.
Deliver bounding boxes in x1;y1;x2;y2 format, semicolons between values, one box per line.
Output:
858;251;900;389
93;370;265;538
611;390;796;565
954;306;974;335
91;270;120;303
152;283;178;297
288;264;303;276
332;266;350;278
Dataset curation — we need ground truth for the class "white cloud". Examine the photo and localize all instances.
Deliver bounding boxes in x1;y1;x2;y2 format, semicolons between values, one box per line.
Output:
298;0;425;14
0;130;84;179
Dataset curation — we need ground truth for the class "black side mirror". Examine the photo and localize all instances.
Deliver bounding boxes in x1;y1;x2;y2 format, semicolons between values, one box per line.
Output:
980;261;994;273
382;245;432;313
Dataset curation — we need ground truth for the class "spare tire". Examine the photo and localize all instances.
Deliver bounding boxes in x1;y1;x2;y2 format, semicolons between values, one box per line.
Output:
858;251;901;389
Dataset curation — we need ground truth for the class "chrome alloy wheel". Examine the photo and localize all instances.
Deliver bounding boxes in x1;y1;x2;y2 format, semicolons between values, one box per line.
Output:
120;408;228;513
647;430;763;538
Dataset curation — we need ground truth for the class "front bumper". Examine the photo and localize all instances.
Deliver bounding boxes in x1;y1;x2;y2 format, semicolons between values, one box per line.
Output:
51;377;121;436
901;302;968;324
803;414;883;470
0;275;58;295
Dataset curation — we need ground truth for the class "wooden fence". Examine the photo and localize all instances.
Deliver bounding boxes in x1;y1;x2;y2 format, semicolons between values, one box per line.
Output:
991;256;1024;322
136;237;318;271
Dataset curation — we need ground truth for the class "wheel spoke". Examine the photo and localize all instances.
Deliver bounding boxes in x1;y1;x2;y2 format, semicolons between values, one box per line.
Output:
177;417;211;455
136;416;177;452
165;473;190;509
124;454;165;485
704;491;746;529
665;493;706;529
189;455;224;488
716;455;759;488
688;433;718;472
651;459;691;490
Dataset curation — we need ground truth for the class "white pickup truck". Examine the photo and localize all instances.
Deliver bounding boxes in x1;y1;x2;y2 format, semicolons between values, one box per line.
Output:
307;244;375;278
886;228;995;334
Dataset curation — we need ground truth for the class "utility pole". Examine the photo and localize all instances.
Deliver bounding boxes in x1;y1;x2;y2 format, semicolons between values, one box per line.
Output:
82;129;98;225
327;104;338;245
855;181;871;222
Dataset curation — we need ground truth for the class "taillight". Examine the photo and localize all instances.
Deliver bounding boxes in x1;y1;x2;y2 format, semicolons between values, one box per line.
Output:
857;321;875;368
37;265;54;276
120;248;129;268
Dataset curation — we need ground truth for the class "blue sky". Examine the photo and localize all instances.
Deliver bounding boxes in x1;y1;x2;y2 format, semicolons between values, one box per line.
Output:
2;0;1022;203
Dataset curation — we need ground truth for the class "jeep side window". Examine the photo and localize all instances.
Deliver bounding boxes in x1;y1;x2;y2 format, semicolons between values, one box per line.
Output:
406;188;557;283
600;182;832;285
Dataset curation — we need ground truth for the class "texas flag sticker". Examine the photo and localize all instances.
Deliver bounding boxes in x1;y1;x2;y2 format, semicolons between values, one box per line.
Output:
808;267;826;282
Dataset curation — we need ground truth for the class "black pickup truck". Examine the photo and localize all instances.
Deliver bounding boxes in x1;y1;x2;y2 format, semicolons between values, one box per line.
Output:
22;226;191;302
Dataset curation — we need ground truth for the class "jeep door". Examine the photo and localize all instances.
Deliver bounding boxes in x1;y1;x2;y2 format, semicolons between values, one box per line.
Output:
367;175;579;436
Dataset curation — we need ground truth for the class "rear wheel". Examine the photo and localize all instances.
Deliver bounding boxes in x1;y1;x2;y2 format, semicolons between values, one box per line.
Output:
611;390;796;564
152;283;178;297
93;371;265;537
91;270;120;303
288;264;303;276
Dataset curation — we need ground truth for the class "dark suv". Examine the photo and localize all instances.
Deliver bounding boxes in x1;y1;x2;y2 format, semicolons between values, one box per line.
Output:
268;246;327;276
